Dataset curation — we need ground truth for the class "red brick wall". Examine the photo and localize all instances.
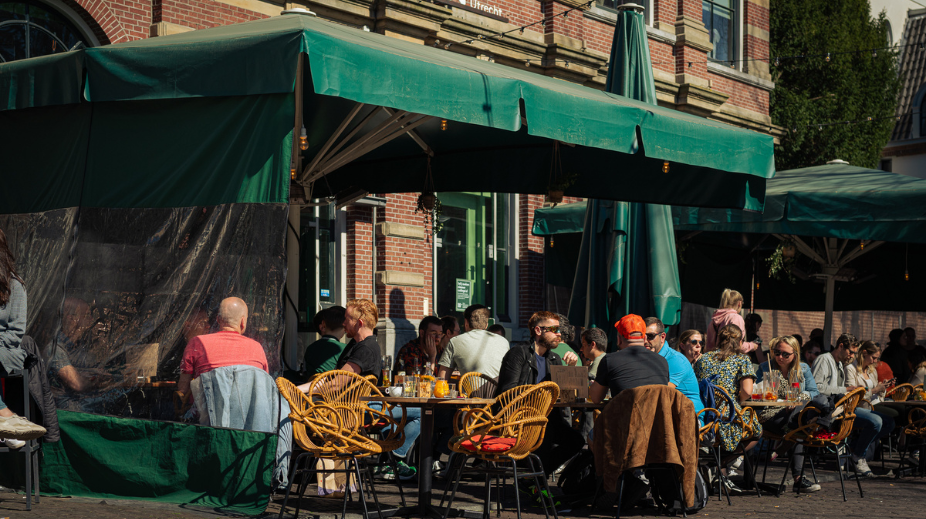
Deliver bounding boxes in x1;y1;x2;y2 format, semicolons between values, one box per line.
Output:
346;206;373;301
378;193;434;321
519;194;546;327
154;0;267;31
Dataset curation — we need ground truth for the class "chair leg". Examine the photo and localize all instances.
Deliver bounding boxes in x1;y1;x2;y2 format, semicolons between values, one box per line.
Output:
712;447;731;505
510;459;523;519
741;446;761;498
761;440;772;484
364;461;385;519
439;453;466;509
851;454;865;499
776;446;794;498
615;472;624;519
835;450;848;502
526;455;551;519
386;454;407;507
669;467;687;518
442;455;469;519
278;453;310;519
349;457;373;519
483;471;492;519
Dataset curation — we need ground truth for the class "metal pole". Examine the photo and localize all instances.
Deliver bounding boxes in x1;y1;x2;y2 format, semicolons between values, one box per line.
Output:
822;238;838;350
284;54;305;372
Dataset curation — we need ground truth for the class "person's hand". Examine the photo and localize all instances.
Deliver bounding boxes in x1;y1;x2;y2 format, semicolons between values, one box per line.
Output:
423;333;438;361
847;385;861;392
691;352;702;364
563;351;578;366
874;382;887;394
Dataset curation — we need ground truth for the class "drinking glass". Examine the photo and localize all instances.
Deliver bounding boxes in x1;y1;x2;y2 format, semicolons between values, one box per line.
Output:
434;380;449;398
403;379;417;397
751;381;763;401
448;384;459;398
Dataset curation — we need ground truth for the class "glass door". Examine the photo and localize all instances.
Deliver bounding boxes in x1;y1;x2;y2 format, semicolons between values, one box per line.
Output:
436;192;490;317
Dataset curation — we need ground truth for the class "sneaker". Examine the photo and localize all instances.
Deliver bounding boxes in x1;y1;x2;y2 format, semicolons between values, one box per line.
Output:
854;457;873;478
382;460;417;481
0;414;45;441
1;438;25;449
793;477;821;493
519;484;562;508
722;477;744;495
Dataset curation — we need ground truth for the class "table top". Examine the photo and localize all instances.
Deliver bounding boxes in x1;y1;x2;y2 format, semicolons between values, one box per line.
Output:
743;400;802;407
361;396;494;406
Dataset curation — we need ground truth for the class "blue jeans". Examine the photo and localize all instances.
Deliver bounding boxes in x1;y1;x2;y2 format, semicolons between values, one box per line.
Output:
0;395;6;411
851;408;894;458
370;403;421;459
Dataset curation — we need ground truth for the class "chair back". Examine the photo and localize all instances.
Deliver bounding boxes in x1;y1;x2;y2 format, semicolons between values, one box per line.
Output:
459;372;498;399
828;387;866;444
887;383;914;402
709;384;758;438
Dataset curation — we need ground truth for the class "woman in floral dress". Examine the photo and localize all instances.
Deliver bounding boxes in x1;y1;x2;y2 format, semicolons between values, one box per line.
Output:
695;324;761;491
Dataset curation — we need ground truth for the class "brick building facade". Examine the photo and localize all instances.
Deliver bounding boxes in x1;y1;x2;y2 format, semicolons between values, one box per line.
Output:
6;0;778;360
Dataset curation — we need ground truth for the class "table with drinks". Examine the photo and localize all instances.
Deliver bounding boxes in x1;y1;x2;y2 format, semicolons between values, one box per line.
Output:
366;360;492;518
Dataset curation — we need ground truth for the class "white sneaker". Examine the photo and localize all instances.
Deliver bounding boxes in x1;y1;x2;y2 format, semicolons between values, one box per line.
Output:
2;438;26;449
854;457;873;477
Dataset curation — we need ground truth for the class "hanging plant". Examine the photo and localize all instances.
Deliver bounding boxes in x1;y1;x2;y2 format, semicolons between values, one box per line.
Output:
416;156;443;237
766;239;798;283
547;142;578;206
416;194;443;236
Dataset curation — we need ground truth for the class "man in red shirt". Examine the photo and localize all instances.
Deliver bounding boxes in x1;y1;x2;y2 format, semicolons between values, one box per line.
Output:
178;297;268;394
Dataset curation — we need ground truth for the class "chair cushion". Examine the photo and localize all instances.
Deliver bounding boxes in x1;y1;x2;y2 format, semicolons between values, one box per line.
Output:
459;435;516;453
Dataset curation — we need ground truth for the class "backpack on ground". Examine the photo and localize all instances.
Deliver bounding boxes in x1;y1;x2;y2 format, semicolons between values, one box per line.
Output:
646;465;708;515
557;449;596;497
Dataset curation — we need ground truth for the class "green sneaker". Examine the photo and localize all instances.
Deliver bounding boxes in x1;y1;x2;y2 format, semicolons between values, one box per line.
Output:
382;460;417;481
518;483;561;508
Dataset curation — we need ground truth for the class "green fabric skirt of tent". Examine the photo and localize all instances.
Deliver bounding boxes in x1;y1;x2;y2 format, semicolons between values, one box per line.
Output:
40;411;278;515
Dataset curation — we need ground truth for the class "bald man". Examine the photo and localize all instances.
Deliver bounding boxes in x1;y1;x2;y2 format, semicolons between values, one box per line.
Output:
178;297;268;394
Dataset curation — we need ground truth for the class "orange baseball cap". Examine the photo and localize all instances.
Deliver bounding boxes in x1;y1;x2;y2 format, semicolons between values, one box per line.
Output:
615;314;646;340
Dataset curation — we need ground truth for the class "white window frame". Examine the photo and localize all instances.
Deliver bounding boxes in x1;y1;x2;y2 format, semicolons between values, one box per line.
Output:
703;0;744;72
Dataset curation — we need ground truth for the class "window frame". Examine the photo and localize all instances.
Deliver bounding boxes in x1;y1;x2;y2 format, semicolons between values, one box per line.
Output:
0;0;97;62
702;0;744;71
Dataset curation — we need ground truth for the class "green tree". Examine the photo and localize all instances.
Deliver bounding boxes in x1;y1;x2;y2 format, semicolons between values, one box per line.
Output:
770;0;901;170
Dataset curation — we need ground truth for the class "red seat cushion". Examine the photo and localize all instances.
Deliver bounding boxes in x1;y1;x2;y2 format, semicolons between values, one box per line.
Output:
459;435;517;453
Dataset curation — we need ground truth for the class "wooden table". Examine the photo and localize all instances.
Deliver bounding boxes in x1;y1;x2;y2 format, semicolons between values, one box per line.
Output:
553;400;607;409
361;395;492;518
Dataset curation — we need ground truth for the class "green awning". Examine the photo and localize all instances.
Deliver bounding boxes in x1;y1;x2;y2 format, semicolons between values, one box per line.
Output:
672;163;926;243
1;14;775;214
533;202;589;235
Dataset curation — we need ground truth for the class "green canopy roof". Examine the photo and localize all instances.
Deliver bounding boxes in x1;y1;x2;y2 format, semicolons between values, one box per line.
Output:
1;14;775;214
672;163;926;243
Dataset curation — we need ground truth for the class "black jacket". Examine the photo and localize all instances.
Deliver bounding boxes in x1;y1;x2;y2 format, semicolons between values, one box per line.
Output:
495;342;563;396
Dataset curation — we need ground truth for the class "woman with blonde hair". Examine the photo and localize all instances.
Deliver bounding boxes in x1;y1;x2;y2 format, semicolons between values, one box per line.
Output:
695;324;761;493
755;335;820;492
849;341;900;429
706;289;761;361
678;329;703;365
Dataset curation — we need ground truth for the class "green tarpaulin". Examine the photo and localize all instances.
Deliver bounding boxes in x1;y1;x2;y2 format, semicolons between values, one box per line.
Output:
1;14;775;214
672;163;926;243
40;411;278;515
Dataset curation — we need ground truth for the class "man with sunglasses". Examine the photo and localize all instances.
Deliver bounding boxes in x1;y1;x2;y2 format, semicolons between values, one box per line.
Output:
812;333;895;478
643;317;704;421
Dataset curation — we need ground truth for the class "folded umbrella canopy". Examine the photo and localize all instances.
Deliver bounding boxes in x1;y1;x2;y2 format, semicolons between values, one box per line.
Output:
0;13;775;214
565;4;682;345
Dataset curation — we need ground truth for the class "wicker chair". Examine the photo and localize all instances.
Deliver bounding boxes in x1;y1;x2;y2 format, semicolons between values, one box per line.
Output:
776;387;866;501
441;382;560;519
707;385;761;497
275;375;406;519
886;383;914;402
459;371;498;399
897;407;926;476
696;406;730;504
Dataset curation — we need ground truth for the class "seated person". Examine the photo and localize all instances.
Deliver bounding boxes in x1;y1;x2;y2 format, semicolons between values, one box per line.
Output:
439;316;460;351
46;297;105;398
437;305;509;381
298;299;420;481
495;311;585;494
589;314;669;403
178;297;269;396
303;306;347;376
486;323;506;337
551;315;581;366
580;327;607;379
393;315;443;376
644;317;705;422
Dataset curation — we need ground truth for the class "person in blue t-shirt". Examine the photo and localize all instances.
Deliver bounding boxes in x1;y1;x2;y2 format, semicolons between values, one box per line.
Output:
644;317;705;423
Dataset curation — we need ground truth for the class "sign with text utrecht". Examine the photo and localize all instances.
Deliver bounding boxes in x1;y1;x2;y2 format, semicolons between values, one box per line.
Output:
433;0;509;23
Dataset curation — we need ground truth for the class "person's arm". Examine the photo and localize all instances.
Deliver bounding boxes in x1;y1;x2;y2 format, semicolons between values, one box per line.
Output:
437;365;451;380
739;377;753;403
802;363;820;397
0;280;26;349
562;350;578;366
436;342;454;378
812;355;836;395
57;365;88;392
589;381;608;403
494;347;522;396
178;372;193;395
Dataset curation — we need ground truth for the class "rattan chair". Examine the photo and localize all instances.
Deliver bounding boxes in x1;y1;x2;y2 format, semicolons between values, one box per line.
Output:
897;407;926;476
775;387;866;501
275;375;406;519
459;371;498;399
707;385;762;498
886;383;914;402
696;406;730;504
441;382;560;519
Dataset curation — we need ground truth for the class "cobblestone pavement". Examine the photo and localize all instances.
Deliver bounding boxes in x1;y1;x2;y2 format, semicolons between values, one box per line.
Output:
4;465;926;519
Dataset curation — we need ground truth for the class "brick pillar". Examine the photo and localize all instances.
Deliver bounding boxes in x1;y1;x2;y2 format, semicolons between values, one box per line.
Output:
518;195;545;328
345;206;373;301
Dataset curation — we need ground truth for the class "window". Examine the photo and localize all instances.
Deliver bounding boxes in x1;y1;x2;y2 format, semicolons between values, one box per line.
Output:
0;0;86;62
879;158;892;173
702;0;736;63
435;193;514;322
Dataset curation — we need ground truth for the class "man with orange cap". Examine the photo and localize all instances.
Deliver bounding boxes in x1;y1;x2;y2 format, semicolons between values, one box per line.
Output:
589;314;669;403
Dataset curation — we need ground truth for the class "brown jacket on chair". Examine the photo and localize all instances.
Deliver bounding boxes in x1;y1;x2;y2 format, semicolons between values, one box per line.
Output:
591;384;697;507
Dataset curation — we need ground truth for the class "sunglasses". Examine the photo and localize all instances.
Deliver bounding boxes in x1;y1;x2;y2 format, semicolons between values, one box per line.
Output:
645;332;664;341
773;349;794;359
538;325;560;333
689;339;704;345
